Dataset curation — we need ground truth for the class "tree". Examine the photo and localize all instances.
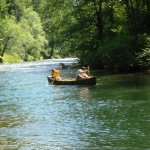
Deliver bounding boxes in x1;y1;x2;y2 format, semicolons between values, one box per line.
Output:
37;0;67;58
19;7;48;60
0;7;47;61
0;0;8;19
6;0;32;21
0;17;23;57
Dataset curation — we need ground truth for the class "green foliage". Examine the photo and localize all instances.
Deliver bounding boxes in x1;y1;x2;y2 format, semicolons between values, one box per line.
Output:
0;0;150;72
100;37;136;72
6;0;32;21
0;6;47;62
0;17;24;57
54;0;150;71
0;0;8;18
137;36;150;69
3;53;21;63
37;0;68;58
19;7;48;61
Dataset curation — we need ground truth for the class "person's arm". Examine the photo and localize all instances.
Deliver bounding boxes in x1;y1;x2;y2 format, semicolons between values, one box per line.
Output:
57;66;62;78
78;74;86;79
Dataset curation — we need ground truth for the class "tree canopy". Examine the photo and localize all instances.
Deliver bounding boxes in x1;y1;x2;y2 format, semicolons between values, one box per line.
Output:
0;0;150;72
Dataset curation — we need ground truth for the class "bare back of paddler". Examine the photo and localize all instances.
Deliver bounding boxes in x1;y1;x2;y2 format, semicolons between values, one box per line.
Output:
76;67;92;80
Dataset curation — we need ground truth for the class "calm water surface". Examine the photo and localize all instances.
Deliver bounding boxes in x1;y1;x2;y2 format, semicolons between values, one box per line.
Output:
0;59;150;150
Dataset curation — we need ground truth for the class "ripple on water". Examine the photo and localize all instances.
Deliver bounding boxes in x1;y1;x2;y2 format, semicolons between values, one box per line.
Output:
0;59;150;149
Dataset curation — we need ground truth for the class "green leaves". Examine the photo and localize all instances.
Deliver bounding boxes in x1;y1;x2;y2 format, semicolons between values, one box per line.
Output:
0;7;47;61
0;0;150;71
0;17;23;57
19;8;47;60
0;0;8;18
137;37;150;69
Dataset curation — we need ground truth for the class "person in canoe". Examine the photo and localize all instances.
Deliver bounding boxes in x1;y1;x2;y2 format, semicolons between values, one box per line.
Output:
52;66;62;80
76;66;92;80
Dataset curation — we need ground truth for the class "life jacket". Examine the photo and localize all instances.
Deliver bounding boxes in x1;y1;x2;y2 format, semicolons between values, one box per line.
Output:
52;70;59;77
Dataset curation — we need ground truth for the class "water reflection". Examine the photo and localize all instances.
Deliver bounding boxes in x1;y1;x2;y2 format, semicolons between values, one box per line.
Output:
78;87;91;100
51;85;92;101
0;138;18;150
0;103;28;149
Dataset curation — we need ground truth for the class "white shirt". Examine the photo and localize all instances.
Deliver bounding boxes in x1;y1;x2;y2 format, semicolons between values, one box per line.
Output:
76;69;87;78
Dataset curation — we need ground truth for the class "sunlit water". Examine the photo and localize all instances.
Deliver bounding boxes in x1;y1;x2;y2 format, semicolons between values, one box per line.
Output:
0;59;150;150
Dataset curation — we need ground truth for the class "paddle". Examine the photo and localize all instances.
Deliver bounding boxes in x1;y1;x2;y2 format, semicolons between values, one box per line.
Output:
51;77;55;84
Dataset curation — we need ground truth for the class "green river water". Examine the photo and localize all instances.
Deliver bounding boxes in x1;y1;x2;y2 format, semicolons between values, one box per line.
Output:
0;59;150;150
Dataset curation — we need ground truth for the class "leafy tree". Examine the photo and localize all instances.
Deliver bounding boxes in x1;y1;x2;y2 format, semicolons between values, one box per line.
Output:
19;7;48;60
6;0;32;21
137;36;150;69
0;17;23;57
37;0;68;58
1;0;150;71
0;0;8;19
0;7;47;61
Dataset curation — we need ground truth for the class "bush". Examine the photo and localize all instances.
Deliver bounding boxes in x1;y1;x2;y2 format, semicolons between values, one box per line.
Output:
96;37;136;72
137;37;150;69
2;53;21;63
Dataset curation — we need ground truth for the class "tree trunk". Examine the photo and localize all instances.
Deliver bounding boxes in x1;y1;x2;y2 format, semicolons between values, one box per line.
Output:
93;0;103;39
1;37;10;57
49;37;54;58
123;0;138;38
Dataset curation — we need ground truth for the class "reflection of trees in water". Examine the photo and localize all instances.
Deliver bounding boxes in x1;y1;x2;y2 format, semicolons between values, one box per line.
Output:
1;106;26;128
0;105;27;149
79;87;91;100
53;86;91;100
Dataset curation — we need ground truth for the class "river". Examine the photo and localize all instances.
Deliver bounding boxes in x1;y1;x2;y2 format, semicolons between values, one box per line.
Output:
0;59;150;150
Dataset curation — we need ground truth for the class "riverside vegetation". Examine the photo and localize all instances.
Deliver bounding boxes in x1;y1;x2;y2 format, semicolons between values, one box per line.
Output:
0;0;150;72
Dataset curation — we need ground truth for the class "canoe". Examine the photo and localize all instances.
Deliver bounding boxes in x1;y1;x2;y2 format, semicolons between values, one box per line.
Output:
47;76;96;85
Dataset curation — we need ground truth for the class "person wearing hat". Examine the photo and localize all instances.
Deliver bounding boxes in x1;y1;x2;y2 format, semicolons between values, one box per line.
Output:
52;66;62;80
76;67;90;80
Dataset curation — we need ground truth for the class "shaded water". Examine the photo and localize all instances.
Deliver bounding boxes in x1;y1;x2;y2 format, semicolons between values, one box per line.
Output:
0;59;150;150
